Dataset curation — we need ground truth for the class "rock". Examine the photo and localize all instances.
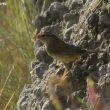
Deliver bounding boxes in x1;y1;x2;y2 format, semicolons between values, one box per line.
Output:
85;0;93;5
66;0;84;10
88;64;97;72
63;12;79;28
31;60;40;69
17;85;32;110
99;64;108;76
34;15;51;32
40;23;61;36
32;62;48;78
34;46;53;64
98;52;108;65
63;26;74;41
100;28;110;43
87;13;99;29
41;100;54;110
17;96;28;110
63;12;79;23
97;34;102;42
86;53;97;65
107;63;110;73
99;8;110;26
47;2;69;21
99;14;110;26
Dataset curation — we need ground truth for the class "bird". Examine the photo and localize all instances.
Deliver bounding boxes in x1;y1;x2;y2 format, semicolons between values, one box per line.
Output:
33;31;89;69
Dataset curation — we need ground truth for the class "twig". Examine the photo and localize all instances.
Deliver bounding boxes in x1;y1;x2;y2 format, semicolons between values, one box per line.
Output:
3;92;15;110
0;65;14;97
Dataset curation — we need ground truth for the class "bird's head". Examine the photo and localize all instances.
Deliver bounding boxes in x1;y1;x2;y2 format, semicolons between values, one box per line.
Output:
33;31;57;45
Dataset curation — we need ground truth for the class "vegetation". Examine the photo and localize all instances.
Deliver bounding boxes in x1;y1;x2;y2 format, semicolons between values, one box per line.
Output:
0;0;36;109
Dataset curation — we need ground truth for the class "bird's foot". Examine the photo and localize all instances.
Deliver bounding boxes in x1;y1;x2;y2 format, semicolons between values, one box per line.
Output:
56;61;64;68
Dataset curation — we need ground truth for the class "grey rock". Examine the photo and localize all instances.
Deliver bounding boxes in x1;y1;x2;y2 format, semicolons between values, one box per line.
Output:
99;64;108;76
33;62;48;78
88;64;96;72
98;52;108;65
17;73;51;110
63;12;79;22
87;13;99;29
107;63;110;73
66;0;84;10
99;8;110;26
41;100;54;110
47;2;69;21
63;13;79;28
99;14;110;26
34;15;51;32
85;0;93;5
17;96;28;110
63;26;74;41
31;60;40;69
35;46;53;64
100;28;110;47
17;85;32;110
40;23;61;36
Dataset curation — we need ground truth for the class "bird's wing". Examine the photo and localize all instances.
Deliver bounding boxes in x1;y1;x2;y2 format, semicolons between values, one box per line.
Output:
61;42;86;54
50;41;86;56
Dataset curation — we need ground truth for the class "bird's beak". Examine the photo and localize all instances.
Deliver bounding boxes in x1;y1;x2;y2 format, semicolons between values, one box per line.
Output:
31;30;39;42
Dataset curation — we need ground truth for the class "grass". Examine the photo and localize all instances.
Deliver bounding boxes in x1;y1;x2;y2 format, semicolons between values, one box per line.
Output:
0;0;36;109
0;0;54;109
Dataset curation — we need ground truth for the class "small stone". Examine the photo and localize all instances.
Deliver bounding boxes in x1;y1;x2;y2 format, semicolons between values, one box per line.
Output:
99;8;110;26
99;14;110;26
34;62;49;78
63;12;79;23
99;64;107;76
41;100;54;110
107;63;110;73
105;74;110;84
98;52;108;65
97;34;102;41
87;13;99;29
63;26;74;41
66;0;83;10
88;64;96;72
35;46;53;64
31;60;40;69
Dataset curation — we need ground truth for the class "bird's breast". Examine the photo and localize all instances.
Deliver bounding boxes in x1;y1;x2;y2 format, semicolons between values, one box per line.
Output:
45;44;80;64
47;50;80;64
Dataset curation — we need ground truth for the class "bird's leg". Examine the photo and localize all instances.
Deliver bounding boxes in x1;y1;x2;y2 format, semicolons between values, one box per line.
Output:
56;62;73;80
61;69;69;82
62;68;68;79
62;65;69;80
56;61;64;68
64;62;73;70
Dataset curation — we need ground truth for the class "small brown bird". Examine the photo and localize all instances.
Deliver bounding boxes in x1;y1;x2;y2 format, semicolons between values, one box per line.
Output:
33;31;88;68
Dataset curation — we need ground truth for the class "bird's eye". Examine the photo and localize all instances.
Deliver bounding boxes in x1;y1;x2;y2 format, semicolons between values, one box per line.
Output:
41;35;46;37
37;34;46;39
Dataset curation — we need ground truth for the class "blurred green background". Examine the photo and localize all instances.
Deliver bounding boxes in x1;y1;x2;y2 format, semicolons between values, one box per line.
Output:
0;0;36;109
